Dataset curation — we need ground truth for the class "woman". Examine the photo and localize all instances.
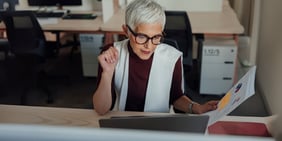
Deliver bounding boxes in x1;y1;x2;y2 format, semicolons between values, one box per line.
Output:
93;0;218;115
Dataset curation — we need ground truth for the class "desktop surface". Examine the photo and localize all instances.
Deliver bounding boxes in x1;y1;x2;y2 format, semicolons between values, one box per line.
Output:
0;124;274;141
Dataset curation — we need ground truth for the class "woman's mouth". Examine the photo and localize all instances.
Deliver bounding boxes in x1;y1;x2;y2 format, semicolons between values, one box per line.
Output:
141;50;151;54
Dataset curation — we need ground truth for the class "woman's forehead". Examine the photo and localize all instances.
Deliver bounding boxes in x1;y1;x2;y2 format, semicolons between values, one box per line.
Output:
135;23;163;34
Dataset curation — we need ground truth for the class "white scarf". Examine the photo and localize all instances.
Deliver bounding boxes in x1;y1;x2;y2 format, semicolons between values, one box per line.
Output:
114;39;184;113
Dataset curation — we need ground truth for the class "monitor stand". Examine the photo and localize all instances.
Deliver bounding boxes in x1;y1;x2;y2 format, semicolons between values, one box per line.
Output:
55;4;70;14
53;9;69;14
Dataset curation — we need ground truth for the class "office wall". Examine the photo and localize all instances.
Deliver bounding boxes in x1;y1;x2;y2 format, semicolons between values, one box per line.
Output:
126;0;223;12
229;0;259;67
256;0;282;114
16;0;102;11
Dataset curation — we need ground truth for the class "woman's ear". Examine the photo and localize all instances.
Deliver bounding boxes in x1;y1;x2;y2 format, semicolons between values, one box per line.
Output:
122;24;128;37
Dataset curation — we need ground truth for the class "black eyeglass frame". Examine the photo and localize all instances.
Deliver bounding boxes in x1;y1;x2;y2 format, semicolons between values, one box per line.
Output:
126;25;165;45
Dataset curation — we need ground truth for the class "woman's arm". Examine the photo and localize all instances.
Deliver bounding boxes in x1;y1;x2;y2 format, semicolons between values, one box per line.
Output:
173;96;218;114
93;47;119;115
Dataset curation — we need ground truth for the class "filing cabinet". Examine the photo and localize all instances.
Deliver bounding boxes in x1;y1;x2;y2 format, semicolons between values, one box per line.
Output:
199;38;237;95
79;34;104;77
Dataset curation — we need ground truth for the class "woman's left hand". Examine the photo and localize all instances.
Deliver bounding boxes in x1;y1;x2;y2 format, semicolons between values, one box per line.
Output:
193;100;218;114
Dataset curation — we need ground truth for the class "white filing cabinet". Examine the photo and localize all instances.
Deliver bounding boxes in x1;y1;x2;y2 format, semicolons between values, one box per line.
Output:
200;38;237;95
79;34;104;77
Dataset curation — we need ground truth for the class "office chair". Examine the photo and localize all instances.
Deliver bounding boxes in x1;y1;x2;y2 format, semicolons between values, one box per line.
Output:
163;38;179;50
0;11;58;104
164;11;204;91
0;38;9;60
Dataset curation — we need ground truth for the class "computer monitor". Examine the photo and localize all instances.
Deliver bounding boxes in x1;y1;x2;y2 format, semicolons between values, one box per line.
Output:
28;0;82;9
0;0;18;11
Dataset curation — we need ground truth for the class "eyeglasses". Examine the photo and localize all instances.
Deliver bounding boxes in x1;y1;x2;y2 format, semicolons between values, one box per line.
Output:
126;25;164;45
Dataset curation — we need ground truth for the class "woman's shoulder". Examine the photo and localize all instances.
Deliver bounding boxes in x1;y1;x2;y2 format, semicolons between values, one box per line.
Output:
158;43;182;56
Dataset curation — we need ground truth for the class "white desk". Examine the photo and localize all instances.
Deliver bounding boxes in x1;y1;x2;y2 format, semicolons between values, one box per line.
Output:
0;104;170;127
100;0;244;50
0;104;275;138
0;16;102;34
39;17;103;33
100;0;244;35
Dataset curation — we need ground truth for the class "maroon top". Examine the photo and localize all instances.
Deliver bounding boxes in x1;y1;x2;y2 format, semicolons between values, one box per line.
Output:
96;42;183;112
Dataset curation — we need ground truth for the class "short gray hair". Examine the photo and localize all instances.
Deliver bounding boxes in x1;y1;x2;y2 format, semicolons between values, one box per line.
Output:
125;0;166;30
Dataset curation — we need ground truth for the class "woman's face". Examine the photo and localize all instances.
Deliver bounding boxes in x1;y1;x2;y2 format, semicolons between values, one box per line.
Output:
127;23;163;60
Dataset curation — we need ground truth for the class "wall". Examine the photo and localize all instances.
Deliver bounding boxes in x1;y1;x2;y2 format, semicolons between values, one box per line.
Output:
126;0;223;12
256;0;282;114
229;0;259;67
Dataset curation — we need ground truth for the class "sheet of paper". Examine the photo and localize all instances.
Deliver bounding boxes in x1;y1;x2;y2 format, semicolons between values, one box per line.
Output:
203;66;257;126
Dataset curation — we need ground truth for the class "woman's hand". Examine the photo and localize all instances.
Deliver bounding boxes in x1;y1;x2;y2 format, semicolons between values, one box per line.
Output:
193;100;218;114
98;47;119;75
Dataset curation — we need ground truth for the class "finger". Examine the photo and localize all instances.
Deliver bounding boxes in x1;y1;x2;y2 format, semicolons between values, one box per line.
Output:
102;50;114;63
108;47;119;63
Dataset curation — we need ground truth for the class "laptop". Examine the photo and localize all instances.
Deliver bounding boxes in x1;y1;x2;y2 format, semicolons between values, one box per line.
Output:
99;114;209;134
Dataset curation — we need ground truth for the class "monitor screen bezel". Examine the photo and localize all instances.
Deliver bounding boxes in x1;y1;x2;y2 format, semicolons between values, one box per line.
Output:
27;0;82;7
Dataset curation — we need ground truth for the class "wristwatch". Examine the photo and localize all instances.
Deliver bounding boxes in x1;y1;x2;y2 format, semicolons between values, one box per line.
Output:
188;101;196;114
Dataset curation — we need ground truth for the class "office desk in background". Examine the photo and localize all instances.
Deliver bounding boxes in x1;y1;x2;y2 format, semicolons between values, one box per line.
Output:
0;0;243;43
100;0;244;44
37;16;103;33
0;13;103;33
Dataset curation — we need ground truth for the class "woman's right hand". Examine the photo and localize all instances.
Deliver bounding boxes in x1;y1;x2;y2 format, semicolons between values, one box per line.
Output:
98;47;119;75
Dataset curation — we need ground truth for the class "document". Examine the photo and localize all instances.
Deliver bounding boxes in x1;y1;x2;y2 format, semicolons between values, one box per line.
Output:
203;66;257;126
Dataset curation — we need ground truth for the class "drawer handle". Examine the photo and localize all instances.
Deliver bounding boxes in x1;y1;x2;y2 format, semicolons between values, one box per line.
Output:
224;61;234;64
223;77;232;80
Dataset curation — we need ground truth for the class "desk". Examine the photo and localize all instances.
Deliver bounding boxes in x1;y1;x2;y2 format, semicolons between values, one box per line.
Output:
0;15;103;34
0;104;170;127
0;1;243;40
100;0;244;36
39;17;103;33
0;104;275;137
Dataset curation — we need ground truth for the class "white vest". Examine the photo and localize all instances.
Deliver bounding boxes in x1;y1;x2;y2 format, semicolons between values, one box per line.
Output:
114;39;184;113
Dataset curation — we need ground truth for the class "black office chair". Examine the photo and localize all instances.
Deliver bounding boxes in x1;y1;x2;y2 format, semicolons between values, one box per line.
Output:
164;11;193;90
164;11;204;91
163;38;179;50
0;11;58;104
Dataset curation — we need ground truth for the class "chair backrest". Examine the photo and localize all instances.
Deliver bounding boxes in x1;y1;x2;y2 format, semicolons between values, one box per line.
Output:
0;11;46;57
162;38;179;50
164;11;193;67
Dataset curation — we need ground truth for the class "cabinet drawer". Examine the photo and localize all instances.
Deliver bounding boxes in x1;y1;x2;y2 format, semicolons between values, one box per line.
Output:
200;79;233;95
200;63;235;79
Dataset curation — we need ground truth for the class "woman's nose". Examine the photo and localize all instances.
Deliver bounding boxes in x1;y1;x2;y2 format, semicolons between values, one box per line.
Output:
144;39;154;49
